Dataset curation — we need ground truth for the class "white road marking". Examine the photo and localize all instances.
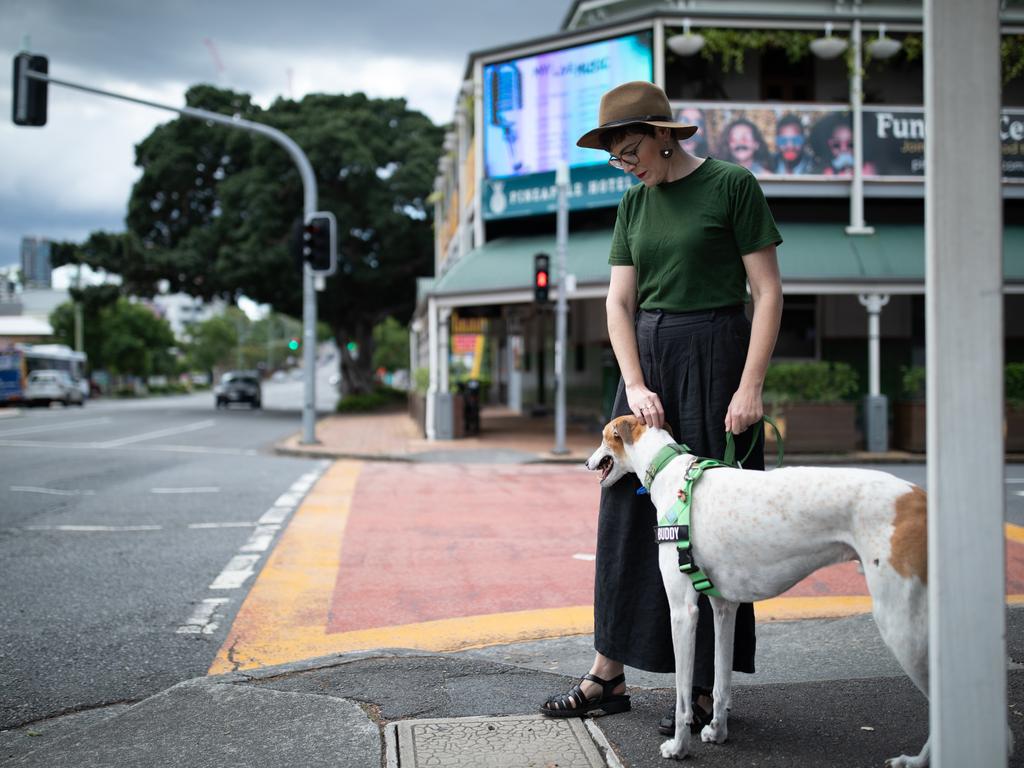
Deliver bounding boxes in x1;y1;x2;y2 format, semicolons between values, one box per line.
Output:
188;522;258;529
11;486;96;496
1015;491;1024;498
272;491;303;508
176;597;230;635
1007;479;1024;484
24;524;162;532
0;439;256;456
258;507;290;525
239;524;281;553
151;487;221;494
209;554;262;589
573;553;596;561
93;419;216;448
0;417;112;437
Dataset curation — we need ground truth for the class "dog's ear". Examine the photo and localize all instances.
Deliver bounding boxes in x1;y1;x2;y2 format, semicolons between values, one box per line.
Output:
618;415;642;445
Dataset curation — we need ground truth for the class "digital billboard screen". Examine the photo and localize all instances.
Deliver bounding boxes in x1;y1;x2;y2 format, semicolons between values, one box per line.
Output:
482;31;654;179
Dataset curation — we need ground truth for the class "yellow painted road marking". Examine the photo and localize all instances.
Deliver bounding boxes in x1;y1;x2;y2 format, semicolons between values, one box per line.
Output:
211;464;1024;674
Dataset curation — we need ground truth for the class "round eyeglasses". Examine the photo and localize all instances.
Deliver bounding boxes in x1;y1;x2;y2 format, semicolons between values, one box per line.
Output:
608;135;645;170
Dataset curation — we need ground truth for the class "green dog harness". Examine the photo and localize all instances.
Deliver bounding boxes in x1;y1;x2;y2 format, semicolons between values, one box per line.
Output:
645;417;784;598
651;451;729;597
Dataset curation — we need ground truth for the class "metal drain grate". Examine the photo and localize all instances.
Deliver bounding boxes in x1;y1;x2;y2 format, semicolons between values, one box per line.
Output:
386;714;607;768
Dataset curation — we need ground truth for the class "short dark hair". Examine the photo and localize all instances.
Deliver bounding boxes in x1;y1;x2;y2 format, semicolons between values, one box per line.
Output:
776;114;804;135
599;122;655;152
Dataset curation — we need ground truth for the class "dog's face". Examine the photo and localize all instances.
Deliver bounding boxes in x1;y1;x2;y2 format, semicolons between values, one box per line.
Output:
585;415;645;487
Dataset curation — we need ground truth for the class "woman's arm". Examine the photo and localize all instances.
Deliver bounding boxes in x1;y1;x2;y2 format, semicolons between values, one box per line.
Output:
726;244;783;434
607;265;665;427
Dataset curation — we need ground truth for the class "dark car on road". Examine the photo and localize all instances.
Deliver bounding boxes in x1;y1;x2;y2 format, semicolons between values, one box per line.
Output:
214;371;262;409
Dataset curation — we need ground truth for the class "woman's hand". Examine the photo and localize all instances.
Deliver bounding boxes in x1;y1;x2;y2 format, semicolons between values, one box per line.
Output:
626;383;664;429
725;384;764;434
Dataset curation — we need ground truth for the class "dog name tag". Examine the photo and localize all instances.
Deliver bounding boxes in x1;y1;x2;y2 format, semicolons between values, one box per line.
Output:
655;525;686;543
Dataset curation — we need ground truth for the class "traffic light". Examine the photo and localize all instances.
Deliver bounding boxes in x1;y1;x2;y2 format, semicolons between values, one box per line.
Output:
301;212;336;275
287;338;300;352
12;52;48;127
534;253;550;303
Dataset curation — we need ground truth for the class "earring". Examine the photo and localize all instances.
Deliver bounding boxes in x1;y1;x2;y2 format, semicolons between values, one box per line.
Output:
660;146;674;158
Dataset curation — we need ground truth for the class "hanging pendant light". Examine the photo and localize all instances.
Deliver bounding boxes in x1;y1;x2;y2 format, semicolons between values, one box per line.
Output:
867;24;902;59
810;22;849;59
667;18;705;57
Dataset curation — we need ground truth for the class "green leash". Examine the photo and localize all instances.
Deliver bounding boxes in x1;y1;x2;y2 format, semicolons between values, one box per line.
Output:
650;416;785;597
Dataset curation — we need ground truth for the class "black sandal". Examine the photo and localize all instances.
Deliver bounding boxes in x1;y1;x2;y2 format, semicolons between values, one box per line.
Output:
540;672;631;717
657;687;713;735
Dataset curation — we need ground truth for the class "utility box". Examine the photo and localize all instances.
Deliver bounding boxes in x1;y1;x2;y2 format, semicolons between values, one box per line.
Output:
864;394;889;453
433;392;454;440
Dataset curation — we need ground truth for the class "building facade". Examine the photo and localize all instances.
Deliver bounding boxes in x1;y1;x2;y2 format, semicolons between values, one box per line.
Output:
415;0;1024;442
20;237;52;288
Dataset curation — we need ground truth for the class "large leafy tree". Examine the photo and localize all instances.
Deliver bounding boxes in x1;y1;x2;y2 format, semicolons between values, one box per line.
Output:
54;85;443;394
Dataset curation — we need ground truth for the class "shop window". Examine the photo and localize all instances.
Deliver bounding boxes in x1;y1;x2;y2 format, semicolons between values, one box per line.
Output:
774;295;817;358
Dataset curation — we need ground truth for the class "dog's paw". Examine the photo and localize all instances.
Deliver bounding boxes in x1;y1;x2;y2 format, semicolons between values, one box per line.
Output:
700;719;727;744
660;738;689;760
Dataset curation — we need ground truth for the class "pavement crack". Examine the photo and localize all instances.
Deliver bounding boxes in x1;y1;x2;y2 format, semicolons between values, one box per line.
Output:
226;637;243;673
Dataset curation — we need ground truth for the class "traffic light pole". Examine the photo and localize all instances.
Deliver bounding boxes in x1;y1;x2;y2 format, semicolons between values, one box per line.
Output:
21;65;322;444
553;163;570;455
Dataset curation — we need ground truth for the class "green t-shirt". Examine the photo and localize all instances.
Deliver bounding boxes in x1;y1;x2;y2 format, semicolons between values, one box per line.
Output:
608;157;782;312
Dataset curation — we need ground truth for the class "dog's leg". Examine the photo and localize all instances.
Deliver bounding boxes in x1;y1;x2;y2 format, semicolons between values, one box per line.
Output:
660;573;699;760
866;567;930;767
701;596;738;744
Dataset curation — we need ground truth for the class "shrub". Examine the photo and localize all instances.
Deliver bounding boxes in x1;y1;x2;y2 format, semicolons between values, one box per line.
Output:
763;361;859;403
1007;363;1024;407
335;386;408;414
900;366;926;399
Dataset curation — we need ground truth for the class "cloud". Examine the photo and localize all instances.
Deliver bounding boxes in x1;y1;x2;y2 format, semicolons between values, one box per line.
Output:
0;0;566;267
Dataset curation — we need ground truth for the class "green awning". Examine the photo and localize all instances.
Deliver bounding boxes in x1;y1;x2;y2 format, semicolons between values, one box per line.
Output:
428;224;1024;297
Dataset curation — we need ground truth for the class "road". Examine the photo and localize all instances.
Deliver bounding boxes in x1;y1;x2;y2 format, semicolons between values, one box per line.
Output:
2;381;1022;737
0;372;335;730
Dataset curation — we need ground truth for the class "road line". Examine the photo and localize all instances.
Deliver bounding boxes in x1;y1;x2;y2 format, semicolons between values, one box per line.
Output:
258;507;291;525
1015;491;1024;498
271;491;303;508
0;417;111;437
151;486;221;494
93;419;216;448
23;524;163;532
188;522;259;529
210;461;362;674
239;524;280;553
209;554;262;590
11;486;96;496
176;598;231;635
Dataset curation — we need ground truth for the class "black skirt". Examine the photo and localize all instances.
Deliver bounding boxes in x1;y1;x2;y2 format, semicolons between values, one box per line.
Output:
594;305;762;681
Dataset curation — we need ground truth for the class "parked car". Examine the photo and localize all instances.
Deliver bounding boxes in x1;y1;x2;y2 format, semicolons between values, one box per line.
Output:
25;369;85;407
214;371;262;409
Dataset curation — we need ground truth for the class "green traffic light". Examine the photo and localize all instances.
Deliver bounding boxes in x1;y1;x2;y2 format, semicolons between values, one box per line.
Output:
288;339;300;351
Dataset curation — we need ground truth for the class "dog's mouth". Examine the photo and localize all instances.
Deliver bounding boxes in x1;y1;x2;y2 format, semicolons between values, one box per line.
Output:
597;456;614;482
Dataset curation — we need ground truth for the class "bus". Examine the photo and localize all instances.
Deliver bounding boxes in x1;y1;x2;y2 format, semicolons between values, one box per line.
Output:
0;343;88;404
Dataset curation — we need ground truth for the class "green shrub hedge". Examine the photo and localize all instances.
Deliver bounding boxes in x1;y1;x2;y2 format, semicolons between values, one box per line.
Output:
335;386;408;413
763;361;859;403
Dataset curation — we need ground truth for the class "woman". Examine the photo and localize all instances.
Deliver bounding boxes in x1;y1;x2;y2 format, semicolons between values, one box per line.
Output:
719;117;774;175
540;81;783;735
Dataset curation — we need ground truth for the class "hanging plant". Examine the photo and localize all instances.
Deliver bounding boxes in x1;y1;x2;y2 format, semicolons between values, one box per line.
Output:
694;28;821;74
1003;35;1024;85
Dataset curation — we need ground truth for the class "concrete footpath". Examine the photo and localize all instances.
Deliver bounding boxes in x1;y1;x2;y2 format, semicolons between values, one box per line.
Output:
4;610;1023;767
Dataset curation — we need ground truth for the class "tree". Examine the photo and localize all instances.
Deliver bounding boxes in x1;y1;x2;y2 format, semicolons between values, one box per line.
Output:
372;317;409;372
59;85;444;394
185;314;239;373
50;297;175;377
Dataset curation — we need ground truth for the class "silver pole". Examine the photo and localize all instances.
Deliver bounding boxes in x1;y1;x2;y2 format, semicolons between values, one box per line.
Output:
553;162;570;455
925;1;1006;765
846;18;874;236
25;66;321;443
73;262;83;353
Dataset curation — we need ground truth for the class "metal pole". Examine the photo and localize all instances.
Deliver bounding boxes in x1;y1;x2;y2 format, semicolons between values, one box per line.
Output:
73;262;83;353
925;1;1006;765
846;18;874;236
553;162;570;455
24;66;321;443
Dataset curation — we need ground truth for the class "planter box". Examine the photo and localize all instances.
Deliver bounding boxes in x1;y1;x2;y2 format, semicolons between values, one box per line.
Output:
766;402;859;453
408;392;426;437
894;400;926;453
1008;406;1024;452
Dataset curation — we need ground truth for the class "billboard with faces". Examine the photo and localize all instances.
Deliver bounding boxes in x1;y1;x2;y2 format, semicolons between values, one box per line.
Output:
673;103;1024;180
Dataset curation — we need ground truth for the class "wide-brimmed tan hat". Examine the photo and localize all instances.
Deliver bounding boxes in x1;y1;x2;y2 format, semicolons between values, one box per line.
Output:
576;81;698;150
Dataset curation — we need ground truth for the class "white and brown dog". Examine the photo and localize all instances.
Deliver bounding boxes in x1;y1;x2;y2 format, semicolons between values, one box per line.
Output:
586;415;931;766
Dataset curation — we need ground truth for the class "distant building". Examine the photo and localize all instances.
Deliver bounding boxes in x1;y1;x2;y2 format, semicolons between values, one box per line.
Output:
149;293;227;339
20;237;52;288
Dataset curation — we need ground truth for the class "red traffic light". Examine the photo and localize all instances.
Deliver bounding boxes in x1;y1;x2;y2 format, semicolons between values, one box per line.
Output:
536;271;548;288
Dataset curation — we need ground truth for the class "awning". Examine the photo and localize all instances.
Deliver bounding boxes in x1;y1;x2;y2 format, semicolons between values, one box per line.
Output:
427;224;1024;302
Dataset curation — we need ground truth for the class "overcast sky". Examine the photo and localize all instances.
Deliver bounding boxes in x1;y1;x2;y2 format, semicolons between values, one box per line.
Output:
0;0;568;271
